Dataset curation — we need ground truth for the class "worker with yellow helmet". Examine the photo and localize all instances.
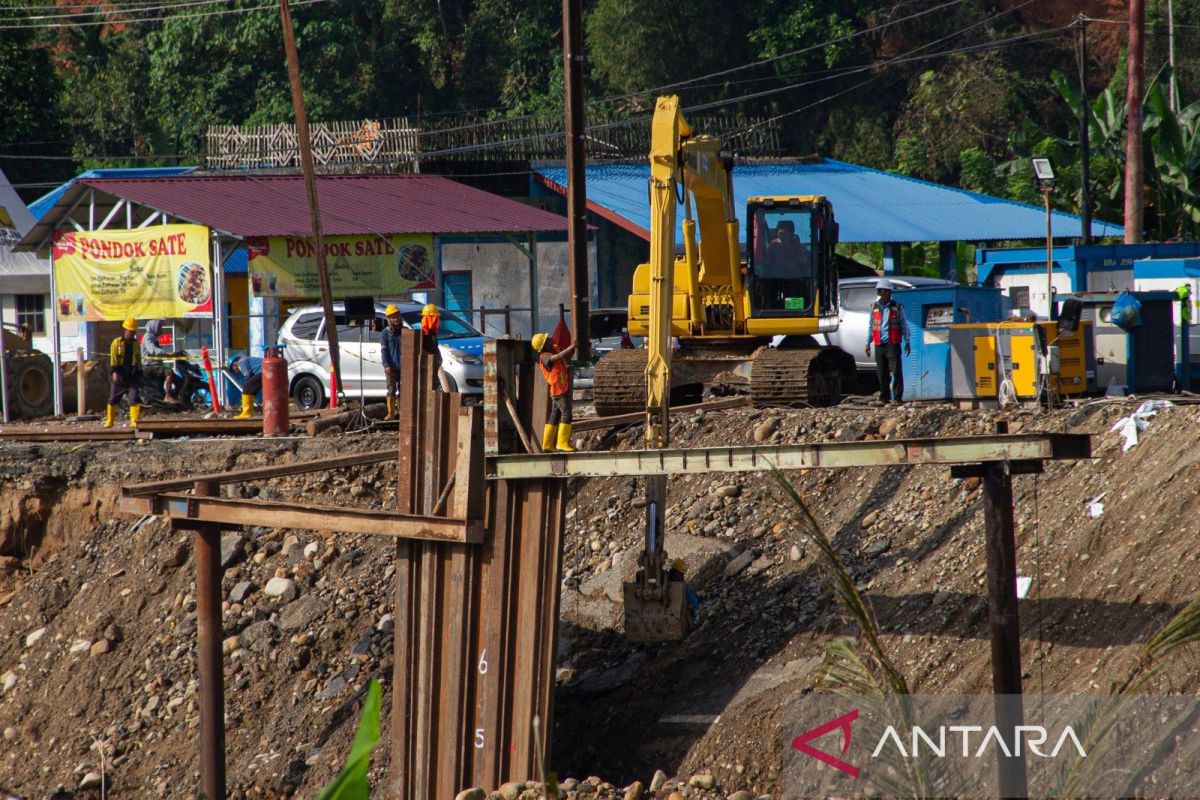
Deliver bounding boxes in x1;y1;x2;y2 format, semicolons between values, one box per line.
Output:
531;331;577;452
380;303;404;419
104;317;143;428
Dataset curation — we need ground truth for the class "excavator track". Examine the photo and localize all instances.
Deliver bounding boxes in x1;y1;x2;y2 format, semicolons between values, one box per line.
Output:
593;345;856;416
592;348;649;417
748;346;852;408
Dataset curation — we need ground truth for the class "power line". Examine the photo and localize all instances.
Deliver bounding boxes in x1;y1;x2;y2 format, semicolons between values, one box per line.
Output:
0;0;239;23
0;0;328;30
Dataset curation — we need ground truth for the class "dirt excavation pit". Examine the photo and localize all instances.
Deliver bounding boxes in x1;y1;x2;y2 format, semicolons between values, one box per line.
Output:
3;398;1200;798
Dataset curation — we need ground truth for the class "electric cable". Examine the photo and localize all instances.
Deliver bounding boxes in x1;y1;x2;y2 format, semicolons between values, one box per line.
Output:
0;0;328;29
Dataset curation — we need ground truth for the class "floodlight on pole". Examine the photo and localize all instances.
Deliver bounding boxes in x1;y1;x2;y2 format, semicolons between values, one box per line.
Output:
1032;158;1056;319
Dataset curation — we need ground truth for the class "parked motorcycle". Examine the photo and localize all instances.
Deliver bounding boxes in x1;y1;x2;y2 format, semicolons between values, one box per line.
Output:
140;357;206;411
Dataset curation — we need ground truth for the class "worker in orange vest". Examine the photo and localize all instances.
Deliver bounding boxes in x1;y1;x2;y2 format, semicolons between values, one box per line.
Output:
420;303;451;393
531;332;577;452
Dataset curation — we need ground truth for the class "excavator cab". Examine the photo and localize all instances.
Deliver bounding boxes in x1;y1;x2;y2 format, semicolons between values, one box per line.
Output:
746;197;838;320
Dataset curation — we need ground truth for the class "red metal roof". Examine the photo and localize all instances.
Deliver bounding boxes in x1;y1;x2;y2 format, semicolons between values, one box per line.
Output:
74;174;567;237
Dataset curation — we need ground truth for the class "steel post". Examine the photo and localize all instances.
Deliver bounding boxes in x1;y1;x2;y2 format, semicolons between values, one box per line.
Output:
982;422;1027;799
76;347;86;416
561;0;590;359
193;479;226;800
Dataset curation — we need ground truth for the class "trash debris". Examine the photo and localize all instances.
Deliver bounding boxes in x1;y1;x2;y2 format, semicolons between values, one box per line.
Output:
1016;576;1032;600
1111;399;1174;451
1087;492;1107;518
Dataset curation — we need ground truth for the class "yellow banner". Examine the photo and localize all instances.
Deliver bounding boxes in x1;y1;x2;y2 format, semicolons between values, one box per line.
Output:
51;225;213;321
245;234;435;298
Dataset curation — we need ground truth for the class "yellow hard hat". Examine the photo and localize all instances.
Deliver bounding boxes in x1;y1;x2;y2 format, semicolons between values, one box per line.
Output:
421;303;439;317
384;304;400;317
531;332;549;352
122;317;138;332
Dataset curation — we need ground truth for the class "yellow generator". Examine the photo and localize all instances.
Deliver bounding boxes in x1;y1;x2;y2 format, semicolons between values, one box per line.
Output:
948;321;1094;403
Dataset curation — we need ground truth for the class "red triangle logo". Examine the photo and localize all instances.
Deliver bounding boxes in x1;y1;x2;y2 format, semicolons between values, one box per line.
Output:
791;708;859;778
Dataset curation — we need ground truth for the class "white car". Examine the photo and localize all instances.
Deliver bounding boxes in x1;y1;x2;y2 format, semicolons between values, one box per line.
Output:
279;301;488;409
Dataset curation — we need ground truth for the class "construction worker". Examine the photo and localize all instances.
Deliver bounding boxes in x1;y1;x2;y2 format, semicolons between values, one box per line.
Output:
864;278;911;405
420;303;452;392
381;304;403;419
230;355;263;419
105;317;143;428
1177;284;1192;325
141;319;184;403
531;332;577;452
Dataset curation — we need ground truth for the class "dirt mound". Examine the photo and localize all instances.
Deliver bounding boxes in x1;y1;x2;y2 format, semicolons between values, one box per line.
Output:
1;398;1198;798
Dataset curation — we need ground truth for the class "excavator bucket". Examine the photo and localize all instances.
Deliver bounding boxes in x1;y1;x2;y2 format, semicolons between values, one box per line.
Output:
622;574;693;642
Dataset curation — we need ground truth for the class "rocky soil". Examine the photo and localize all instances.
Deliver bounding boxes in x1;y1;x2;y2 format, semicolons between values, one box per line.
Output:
1;395;1199;798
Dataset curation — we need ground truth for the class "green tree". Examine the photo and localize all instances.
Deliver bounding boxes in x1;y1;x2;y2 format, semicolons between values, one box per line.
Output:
586;0;756;108
893;52;1031;185
0;27;73;196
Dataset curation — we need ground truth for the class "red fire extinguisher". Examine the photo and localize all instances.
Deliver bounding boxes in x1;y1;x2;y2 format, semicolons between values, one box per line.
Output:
261;345;289;437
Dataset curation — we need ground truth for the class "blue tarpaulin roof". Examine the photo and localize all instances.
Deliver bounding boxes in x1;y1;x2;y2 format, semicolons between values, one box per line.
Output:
28;166;197;221
534;160;1123;244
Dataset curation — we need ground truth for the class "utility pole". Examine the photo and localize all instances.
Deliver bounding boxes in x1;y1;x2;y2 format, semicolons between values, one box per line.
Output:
1124;0;1145;244
1075;15;1092;245
280;0;342;406
562;0;590;360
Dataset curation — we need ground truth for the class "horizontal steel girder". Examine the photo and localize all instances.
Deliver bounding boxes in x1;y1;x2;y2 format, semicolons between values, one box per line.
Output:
486;433;1092;479
119;493;481;543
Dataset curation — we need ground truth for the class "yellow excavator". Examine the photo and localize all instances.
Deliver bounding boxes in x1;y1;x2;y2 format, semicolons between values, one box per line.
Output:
610;95;850;641
592;96;852;416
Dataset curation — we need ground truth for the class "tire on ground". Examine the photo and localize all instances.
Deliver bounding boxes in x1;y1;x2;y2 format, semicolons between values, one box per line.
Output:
5;352;54;419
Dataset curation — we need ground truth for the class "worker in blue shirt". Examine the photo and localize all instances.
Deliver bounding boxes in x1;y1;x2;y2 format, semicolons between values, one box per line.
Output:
864;278;911;404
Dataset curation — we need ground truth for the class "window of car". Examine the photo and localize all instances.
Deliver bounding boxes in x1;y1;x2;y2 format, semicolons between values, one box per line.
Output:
840;285;877;312
287;312;323;341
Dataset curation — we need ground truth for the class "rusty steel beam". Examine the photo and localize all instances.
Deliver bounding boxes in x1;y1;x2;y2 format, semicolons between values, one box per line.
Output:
0;428;136;442
191;480;227;800
487;433;1094;479
120;492;479;542
123;450;396;496
389;337;567;799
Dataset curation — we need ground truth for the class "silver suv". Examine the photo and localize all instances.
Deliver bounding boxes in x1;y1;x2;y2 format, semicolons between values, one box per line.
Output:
821;276;958;370
279;301;488;409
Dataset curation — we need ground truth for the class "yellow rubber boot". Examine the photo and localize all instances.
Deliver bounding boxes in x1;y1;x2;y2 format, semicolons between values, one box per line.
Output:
103;404;116;429
556;423;575;452
541;424;558;453
235;394;254;419
385;396;396;420
128;404;141;428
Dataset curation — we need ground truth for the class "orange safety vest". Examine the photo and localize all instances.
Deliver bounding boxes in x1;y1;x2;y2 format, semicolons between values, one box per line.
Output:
539;352;570;397
421;315;439;335
870;302;903;345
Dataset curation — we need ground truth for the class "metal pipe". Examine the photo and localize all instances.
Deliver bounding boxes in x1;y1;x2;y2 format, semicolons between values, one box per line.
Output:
0;310;9;424
1044;187;1055;319
193;479;227;800
981;422;1027;798
76;347;86;416
49;248;63;416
